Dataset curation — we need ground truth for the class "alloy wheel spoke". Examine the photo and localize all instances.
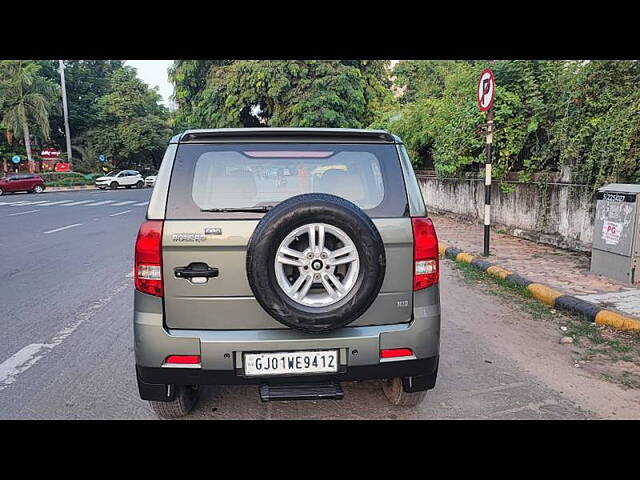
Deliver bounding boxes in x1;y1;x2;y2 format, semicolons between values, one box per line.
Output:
317;225;325;254
296;274;314;300
321;274;340;300
280;246;306;259
288;274;309;294
326;272;347;294
277;255;305;267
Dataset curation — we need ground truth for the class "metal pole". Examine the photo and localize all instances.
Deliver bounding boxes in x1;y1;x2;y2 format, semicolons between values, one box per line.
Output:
483;107;494;257
59;60;73;170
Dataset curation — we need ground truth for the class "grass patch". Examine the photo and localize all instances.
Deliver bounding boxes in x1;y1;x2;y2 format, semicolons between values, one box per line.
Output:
454;260;554;320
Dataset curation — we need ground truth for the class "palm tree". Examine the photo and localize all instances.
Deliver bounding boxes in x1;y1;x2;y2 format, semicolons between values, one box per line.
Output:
0;61;57;173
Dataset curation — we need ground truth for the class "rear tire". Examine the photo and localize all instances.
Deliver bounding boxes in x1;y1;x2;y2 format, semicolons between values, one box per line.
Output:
149;385;200;419
34;185;44;193
382;378;427;406
136;180;144;189
109;181;118;190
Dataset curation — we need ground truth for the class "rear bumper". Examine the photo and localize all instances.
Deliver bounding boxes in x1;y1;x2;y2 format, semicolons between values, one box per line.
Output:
136;356;439;401
137;355;438;386
133;287;441;400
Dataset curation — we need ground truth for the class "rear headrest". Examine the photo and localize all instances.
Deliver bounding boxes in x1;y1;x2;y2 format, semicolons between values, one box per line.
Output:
211;169;257;205
318;169;365;203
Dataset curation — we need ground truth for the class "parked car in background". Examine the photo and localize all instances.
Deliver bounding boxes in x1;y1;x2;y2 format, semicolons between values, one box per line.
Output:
0;174;46;195
95;170;144;190
144;175;157;188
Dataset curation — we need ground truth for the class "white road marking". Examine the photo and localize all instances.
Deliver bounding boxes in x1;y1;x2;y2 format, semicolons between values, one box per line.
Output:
43;223;82;234
108;210;132;217
133;201;149;207
86;200;115;206
9;201;48;206
61;200;94;206
8;209;39;216
126;271;134;278
0;280;130;391
111;200;137;206
37;200;74;206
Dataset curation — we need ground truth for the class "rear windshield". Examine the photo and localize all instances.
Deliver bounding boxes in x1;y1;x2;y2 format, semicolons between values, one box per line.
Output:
166;143;408;219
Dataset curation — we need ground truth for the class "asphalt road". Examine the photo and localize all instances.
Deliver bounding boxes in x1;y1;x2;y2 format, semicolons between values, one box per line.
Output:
0;189;634;419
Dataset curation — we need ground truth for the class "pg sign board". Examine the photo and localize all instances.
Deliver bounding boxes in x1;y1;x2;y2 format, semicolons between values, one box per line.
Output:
477;69;495;112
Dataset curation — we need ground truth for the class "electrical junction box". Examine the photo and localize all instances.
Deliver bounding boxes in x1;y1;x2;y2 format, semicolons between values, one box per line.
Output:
590;183;640;284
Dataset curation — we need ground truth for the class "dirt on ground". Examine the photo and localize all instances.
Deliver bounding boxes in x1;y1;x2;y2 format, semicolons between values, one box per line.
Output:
449;259;640;418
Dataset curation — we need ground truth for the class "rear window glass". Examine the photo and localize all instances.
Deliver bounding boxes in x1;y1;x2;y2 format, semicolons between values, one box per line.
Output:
167;143;407;219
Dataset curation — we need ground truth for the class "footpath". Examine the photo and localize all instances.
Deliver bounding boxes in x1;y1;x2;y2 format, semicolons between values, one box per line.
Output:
432;212;640;331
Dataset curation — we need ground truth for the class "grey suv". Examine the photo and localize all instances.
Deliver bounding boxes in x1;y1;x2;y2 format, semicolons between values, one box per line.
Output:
134;128;441;418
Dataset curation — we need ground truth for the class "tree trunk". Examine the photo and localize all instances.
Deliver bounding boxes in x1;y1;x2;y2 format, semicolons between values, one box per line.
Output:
23;124;34;173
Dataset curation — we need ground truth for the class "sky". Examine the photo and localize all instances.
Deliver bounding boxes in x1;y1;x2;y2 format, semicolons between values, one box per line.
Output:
125;60;174;109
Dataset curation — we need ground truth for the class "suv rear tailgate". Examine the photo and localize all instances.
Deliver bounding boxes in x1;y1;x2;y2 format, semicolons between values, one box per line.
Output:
162;218;413;330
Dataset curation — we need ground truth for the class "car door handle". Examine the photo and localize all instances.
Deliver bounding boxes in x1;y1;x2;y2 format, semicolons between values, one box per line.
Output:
174;262;219;278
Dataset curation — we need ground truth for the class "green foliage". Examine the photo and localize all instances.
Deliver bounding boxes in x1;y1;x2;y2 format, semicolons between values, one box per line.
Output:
169;60;391;129
38;171;100;187
378;60;640;189
0;60;58;149
80;67;171;171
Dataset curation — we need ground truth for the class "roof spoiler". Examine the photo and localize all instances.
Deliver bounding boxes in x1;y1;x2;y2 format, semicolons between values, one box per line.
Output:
174;128;397;144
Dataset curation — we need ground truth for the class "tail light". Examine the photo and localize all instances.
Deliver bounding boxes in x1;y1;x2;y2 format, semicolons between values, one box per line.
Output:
412;217;439;291
135;220;164;297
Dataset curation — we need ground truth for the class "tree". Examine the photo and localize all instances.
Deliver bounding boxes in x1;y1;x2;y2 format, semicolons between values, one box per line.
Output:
169;60;391;129
83;66;171;171
0;61;57;172
36;60;125;152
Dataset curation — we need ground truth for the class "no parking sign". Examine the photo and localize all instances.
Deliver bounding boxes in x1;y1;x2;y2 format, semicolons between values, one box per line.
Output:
477;68;495;112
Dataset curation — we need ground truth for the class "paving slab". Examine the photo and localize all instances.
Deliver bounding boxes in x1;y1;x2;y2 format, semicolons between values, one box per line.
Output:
430;212;640;318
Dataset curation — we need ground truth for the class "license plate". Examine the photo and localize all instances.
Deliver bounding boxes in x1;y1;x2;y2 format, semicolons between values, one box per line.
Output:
244;350;339;377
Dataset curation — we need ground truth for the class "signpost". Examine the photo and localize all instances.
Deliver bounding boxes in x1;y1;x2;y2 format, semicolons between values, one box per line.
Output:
40;148;61;159
477;68;495;257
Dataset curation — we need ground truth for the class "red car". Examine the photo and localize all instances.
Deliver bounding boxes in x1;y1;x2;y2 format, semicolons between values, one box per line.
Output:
0;174;46;195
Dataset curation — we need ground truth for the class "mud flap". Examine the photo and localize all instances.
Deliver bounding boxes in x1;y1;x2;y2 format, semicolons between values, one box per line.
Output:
136;367;176;402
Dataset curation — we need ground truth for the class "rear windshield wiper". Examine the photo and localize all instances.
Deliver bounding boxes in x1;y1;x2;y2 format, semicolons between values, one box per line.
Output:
200;206;275;213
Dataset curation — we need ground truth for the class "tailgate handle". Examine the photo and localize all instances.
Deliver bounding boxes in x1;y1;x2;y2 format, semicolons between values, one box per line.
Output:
174;262;219;279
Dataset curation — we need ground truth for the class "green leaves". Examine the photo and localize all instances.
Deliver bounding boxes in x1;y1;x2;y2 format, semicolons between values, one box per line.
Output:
378;60;640;189
169;60;390;129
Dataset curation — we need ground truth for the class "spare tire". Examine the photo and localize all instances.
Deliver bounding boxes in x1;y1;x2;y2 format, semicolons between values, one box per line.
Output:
246;193;386;333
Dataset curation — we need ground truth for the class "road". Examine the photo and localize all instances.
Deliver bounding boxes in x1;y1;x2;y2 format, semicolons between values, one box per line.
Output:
0;188;637;419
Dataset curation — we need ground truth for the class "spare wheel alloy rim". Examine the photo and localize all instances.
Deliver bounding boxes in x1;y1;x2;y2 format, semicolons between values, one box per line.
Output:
274;223;360;307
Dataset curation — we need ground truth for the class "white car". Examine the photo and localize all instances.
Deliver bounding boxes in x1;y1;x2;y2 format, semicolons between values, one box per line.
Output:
144;175;157;188
95;170;144;190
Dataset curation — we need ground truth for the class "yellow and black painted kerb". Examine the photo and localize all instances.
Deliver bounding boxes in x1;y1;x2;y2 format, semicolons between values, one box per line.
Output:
440;243;640;332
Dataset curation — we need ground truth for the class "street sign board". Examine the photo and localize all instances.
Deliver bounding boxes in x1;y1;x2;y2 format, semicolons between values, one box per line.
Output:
55;162;71;172
41;148;61;159
477;68;495;112
11;155;21;164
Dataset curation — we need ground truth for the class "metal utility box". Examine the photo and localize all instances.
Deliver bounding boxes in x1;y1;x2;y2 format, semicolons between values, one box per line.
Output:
590;183;640;284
